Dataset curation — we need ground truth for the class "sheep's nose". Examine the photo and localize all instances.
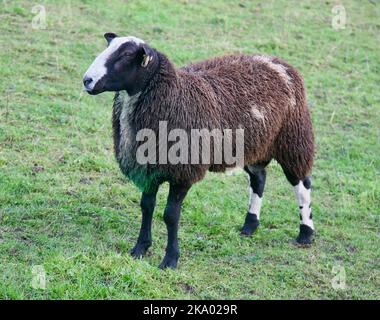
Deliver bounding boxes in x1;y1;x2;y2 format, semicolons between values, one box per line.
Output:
83;76;93;88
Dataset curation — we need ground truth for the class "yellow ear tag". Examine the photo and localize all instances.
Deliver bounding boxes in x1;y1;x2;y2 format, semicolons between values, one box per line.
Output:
142;54;152;67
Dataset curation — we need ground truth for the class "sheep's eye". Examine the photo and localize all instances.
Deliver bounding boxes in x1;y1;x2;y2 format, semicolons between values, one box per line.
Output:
120;52;132;59
114;54;127;64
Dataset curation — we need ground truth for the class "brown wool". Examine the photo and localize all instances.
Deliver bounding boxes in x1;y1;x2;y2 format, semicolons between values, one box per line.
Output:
112;52;314;190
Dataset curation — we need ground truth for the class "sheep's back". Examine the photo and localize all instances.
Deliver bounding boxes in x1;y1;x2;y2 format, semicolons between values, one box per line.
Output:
181;54;305;165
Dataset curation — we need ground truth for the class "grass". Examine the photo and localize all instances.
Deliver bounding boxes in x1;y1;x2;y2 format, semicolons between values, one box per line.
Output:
0;0;379;299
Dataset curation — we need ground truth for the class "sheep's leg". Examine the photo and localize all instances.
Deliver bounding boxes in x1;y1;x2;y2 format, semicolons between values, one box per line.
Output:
283;171;314;245
241;164;267;236
159;183;190;269
131;188;159;258
294;176;314;245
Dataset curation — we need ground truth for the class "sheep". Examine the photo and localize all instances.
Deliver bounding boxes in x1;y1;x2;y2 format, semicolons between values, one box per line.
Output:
83;33;315;269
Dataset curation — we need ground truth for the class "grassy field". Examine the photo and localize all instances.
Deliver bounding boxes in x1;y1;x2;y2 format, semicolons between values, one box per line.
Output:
0;0;379;299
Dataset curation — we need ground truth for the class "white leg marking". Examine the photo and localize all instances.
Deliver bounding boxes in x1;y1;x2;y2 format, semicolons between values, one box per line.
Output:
248;188;263;219
294;181;314;230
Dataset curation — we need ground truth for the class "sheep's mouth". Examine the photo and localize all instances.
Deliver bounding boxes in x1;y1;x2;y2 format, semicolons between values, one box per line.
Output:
86;88;104;95
85;79;106;95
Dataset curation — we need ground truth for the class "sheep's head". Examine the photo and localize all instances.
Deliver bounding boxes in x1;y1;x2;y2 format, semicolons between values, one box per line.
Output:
83;33;155;95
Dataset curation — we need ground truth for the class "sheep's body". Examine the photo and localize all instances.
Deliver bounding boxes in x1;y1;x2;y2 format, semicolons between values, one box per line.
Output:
83;35;315;268
112;53;314;192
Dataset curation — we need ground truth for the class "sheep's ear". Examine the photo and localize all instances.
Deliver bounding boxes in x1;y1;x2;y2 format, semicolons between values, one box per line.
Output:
104;32;117;44
141;44;154;68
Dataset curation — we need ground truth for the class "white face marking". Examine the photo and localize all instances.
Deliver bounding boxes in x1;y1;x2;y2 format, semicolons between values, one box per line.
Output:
83;36;145;91
248;189;263;219
294;181;314;230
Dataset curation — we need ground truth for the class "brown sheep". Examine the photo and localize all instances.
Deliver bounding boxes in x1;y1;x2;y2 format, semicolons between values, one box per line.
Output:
83;33;315;269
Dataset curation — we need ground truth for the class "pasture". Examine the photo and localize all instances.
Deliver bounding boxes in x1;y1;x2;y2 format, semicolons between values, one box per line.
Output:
0;0;379;299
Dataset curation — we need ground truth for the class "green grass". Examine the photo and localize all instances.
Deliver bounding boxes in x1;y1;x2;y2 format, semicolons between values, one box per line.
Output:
0;0;379;299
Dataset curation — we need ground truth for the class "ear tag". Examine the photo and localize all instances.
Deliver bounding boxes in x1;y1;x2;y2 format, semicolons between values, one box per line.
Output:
141;54;152;67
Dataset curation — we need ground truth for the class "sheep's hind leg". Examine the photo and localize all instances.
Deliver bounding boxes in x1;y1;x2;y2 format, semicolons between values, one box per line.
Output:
241;164;267;236
130;187;159;258
283;171;314;245
294;176;314;245
159;183;191;269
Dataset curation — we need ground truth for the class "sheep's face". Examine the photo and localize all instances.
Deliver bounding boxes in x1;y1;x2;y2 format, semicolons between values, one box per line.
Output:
83;33;154;95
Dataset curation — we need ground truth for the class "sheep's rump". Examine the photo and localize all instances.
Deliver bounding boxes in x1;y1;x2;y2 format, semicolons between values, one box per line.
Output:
114;53;313;191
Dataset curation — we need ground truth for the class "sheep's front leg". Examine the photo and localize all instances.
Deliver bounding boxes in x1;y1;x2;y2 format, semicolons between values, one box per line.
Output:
131;188;158;258
159;183;190;269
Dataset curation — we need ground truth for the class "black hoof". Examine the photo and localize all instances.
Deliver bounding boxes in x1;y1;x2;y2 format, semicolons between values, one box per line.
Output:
159;254;179;269
241;213;260;236
296;224;314;245
130;242;151;258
